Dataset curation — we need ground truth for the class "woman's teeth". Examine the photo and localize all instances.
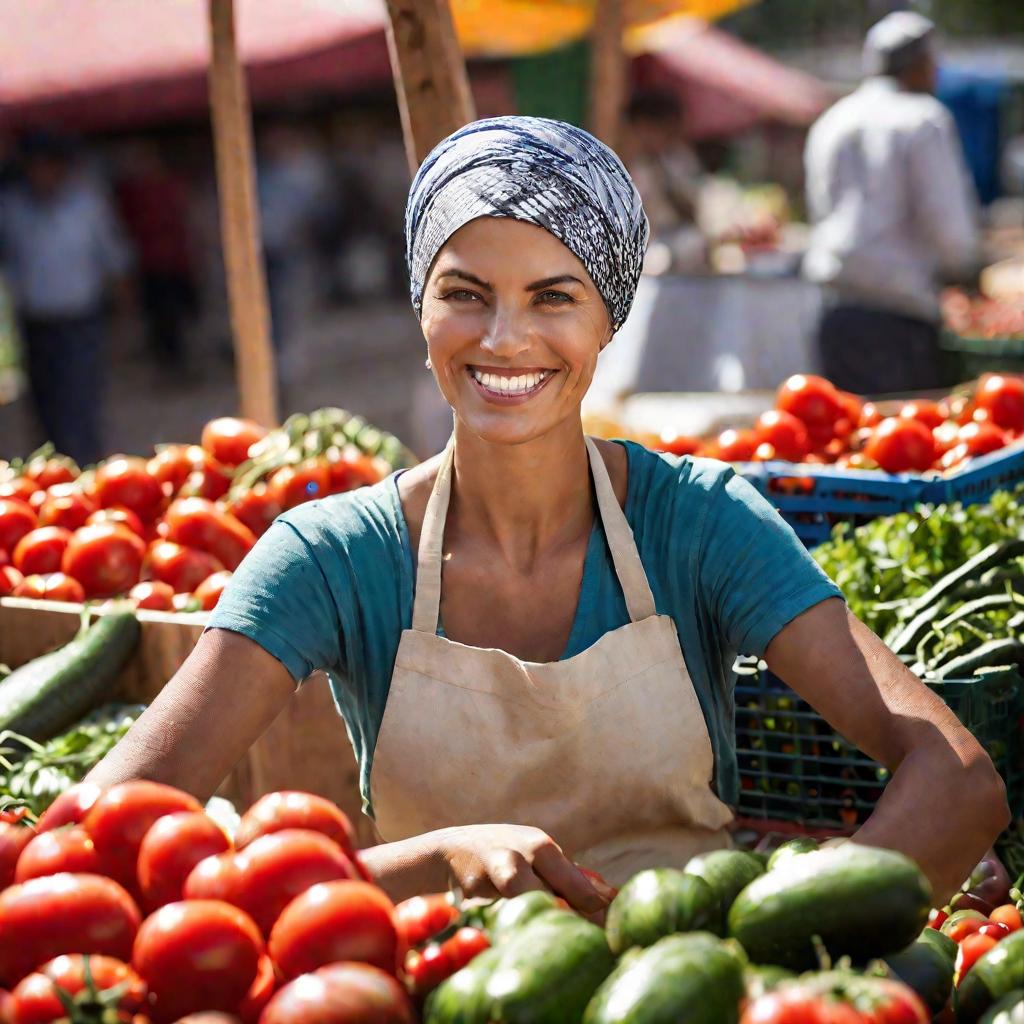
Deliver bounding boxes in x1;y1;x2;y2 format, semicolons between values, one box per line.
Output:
470;369;552;395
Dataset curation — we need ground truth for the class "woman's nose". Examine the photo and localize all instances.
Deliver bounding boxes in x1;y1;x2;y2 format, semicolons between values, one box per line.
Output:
479;306;532;359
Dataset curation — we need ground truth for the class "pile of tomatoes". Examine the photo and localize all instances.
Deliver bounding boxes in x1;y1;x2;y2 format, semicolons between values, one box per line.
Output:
655;373;1024;477
0;417;385;610
929;902;1022;986
0;784;459;1023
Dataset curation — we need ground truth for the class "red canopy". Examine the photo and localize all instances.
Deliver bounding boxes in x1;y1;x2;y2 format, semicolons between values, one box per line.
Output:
0;0;391;131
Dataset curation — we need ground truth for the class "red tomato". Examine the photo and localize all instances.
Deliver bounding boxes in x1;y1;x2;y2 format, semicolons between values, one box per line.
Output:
0;825;36;889
755;410;811;462
0;478;39;504
928;908;949;930
131;900;263;1024
235;792;358;860
899;400;945;431
36;784;102;833
976;374;1024;432
62;524;146;598
405;943;451;998
163;499;256;571
146;445;204;495
0;565;24;596
129;580;175;611
268;880;399;980
956;933;999;980
945;917;986;944
978;921;1012;940
37;487;96;532
0;987;13;1024
237;954;276;1024
83;781;203;895
958;421;1008;458
395;894;459;949
24;458;78;491
137;812;232;912
12;527;71;576
179;465;232;502
201;418;268;469
15;828;100;882
0;501;38;558
260;963;414;1024
864;418;936;474
87;506;146;538
714;429;759;462
193;570;232;611
443;926;490;972
183;851;242;904
0;547;7;567
94;458;165;522
11;954;146;1024
776;374;845;442
859;402;882;428
27;491;47;513
0;873;141;988
12;573;85;603
838;391;864;427
144;541;225;594
990;905;1023;933
653;432;703;458
269;460;330;511
225;487;282;538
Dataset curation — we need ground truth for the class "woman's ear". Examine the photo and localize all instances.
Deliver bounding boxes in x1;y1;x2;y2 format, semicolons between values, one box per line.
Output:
599;326;616;352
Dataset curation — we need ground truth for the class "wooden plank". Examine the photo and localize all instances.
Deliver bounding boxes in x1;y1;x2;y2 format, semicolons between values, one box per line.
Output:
207;0;278;427
0;599;374;844
383;0;476;173
589;0;627;150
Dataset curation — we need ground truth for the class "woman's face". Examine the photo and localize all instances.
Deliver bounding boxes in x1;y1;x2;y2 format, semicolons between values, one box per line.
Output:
420;217;613;446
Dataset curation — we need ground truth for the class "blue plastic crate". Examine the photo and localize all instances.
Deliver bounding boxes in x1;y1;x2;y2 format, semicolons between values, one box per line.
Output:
740;462;926;546
921;441;1024;507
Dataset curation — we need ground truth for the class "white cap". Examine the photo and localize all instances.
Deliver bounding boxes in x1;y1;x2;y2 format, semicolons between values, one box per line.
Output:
863;11;936;77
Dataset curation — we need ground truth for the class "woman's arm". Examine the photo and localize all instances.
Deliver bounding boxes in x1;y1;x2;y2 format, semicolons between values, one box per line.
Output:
85;628;296;798
764;598;1009;905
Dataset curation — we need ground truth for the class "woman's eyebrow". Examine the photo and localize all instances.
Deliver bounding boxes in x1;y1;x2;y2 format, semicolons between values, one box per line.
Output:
436;268;493;290
526;275;585;291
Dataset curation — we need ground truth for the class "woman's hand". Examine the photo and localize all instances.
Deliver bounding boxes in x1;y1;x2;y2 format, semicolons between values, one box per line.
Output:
438;824;614;916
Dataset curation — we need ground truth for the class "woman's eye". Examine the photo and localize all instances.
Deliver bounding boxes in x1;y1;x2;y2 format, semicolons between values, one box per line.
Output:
443;289;481;302
537;290;573;305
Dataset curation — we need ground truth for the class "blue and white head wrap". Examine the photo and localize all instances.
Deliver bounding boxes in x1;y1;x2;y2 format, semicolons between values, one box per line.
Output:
405;116;649;331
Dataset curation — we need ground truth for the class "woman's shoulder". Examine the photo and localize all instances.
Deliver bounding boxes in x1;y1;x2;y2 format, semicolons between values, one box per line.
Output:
617;438;737;505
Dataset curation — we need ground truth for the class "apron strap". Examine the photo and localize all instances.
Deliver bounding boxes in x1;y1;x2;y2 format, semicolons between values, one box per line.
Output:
584;437;657;622
410;436;657;634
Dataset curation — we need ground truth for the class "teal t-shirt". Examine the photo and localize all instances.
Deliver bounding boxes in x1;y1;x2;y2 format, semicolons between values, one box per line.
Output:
209;440;842;815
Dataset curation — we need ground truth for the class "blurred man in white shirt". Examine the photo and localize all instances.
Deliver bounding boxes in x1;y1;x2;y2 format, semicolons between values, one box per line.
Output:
803;12;979;395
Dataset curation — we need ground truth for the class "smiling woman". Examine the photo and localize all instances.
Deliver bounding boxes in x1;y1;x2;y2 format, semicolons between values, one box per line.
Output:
86;117;1008;909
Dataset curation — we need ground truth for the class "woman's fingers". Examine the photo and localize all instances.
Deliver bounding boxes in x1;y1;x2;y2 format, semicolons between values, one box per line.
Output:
532;842;608;916
489;850;549;898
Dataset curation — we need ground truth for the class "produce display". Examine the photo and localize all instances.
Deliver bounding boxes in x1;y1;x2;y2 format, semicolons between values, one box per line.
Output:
943;290;1024;342
0;409;416;611
4;785;1014;1024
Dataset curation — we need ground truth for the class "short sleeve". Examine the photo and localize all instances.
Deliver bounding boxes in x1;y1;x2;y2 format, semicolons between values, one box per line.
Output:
207;519;343;682
698;469;844;657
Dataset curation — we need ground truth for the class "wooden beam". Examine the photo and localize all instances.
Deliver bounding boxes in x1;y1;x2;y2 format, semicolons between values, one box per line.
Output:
207;0;278;427
589;0;627;151
383;0;476;174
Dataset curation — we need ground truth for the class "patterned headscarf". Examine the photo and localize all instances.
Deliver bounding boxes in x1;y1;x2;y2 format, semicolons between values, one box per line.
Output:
405;116;649;330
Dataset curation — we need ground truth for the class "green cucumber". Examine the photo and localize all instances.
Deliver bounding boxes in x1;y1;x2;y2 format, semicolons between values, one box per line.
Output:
980;989;1024;1024
885;934;955;1014
933;639;1024;680
919;926;959;962
488;890;562;943
684;850;765;930
727;843;932;970
484;912;615;1024
605;868;719;953
583;933;746;1024
903;542;1024;621
766;836;820;872
957;930;1024;1022
424;946;504;1024
0;611;139;745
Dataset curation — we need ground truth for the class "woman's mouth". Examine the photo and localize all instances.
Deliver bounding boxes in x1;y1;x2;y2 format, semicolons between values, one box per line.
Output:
466;366;556;404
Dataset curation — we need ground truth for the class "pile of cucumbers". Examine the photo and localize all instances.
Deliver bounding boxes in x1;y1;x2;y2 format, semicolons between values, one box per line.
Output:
884;540;1024;679
423;839;1023;1024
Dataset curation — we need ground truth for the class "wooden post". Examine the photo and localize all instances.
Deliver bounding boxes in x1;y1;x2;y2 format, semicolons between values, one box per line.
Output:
589;0;627;150
207;0;278;427
383;0;476;174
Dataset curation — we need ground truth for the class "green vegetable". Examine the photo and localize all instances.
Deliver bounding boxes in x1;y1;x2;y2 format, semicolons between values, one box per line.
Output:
884;932;955;1014
488;891;563;943
727;843;932;970
744;964;796;1001
957;929;1024;1022
684;850;765;931
980;989;1024;1024
766;837;820;872
605;868;719;953
918;926;958;962
583;933;745;1024
0;611;139;746
424;946;504;1024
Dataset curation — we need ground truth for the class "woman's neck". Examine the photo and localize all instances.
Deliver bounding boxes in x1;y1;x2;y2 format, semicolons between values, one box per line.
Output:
448;419;594;573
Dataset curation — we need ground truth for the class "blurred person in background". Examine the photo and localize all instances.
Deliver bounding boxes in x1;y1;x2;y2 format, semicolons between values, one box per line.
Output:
0;131;131;465
803;12;979;395
625;92;707;274
115;140;198;376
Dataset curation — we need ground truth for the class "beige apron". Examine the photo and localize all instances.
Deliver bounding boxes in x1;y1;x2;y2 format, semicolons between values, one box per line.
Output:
369;437;734;887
